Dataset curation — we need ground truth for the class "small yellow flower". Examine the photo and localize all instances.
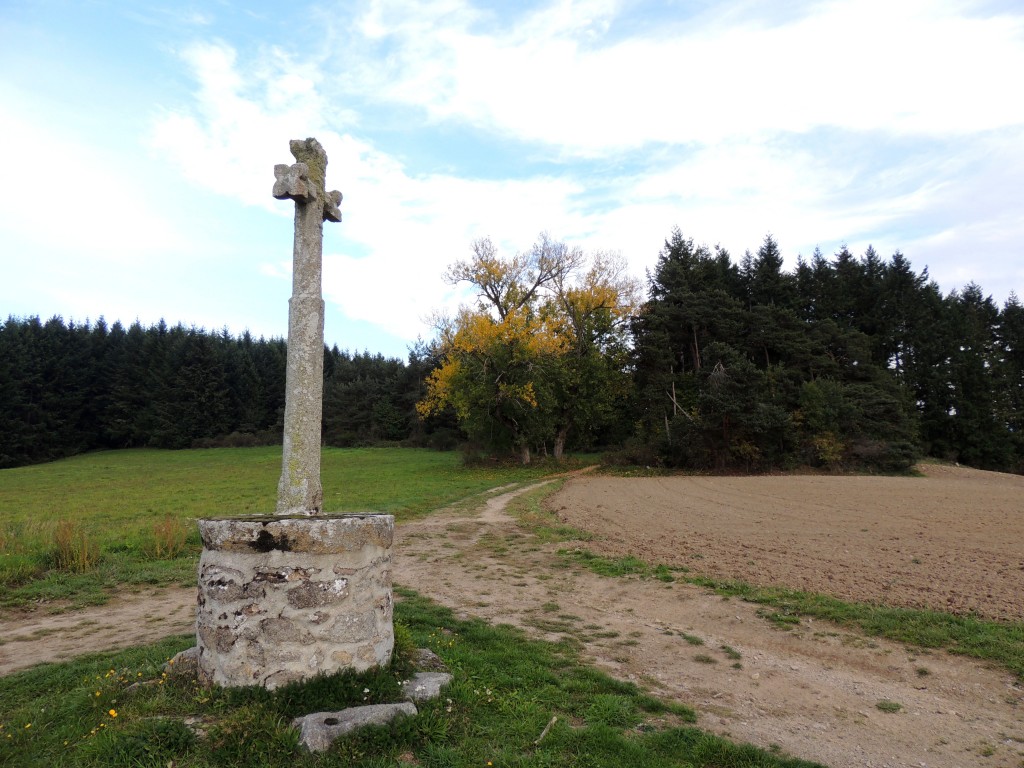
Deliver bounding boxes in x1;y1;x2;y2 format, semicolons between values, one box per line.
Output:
24;723;31;729
95;691;101;697
108;709;118;718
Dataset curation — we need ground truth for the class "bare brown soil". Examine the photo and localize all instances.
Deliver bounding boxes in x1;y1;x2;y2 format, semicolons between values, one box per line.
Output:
551;463;1024;622
2;464;1023;768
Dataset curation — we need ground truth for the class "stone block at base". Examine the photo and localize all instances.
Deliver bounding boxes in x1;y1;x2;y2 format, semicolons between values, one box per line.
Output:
195;514;394;689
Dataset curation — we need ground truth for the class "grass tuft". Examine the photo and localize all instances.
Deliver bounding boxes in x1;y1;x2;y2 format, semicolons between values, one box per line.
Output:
560;548;681;583
50;520;101;573
145;515;190;560
720;645;742;660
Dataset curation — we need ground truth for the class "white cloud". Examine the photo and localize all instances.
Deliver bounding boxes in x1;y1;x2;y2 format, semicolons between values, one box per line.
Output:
10;0;1021;365
149;41;349;209
149;36;614;342
323;170;587;340
145;0;1024;346
343;0;1024;153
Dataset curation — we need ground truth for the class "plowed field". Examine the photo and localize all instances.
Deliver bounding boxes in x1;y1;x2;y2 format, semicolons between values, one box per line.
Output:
549;463;1024;621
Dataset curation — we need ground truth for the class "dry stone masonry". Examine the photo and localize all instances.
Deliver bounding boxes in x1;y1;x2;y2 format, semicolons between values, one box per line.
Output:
195;515;394;689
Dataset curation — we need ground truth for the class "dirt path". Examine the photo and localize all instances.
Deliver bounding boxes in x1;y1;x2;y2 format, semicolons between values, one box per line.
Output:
2;470;1022;768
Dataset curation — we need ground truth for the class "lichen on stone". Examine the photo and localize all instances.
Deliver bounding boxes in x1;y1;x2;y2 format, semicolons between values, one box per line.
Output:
289;138;329;202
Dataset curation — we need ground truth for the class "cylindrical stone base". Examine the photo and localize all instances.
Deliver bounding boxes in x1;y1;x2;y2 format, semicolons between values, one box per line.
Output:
195;514;394;689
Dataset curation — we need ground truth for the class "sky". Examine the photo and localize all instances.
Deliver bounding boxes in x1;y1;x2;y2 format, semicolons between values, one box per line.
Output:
2;0;1022;360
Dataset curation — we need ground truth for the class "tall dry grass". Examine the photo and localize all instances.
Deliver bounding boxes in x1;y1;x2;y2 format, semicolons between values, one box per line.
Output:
145;515;190;560
50;520;100;572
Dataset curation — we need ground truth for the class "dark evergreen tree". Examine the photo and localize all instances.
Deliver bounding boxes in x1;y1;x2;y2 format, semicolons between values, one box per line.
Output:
250;336;288;435
742;234;798;311
149;329;232;448
0;316;45;466
632;230;746;444
103;321;152;448
0;317;432;465
322;348;424;447
944;285;1014;469
223;331;265;434
996;293;1024;470
631;230;924;473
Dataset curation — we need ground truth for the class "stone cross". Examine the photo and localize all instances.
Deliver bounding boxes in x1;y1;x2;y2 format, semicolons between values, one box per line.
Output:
273;137;343;516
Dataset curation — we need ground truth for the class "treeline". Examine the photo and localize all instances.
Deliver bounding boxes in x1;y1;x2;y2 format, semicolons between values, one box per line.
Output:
3;229;1022;474
0;317;447;469
629;230;1024;473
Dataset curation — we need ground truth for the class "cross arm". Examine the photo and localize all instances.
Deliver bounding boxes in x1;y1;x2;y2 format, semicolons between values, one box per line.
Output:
273;162;315;202
323;190;343;223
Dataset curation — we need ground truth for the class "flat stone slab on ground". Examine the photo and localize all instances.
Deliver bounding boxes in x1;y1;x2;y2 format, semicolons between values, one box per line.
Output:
289;659;452;753
402;671;453;702
293;702;417;753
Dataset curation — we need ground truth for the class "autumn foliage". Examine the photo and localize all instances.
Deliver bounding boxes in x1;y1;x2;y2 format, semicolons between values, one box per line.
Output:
418;234;638;463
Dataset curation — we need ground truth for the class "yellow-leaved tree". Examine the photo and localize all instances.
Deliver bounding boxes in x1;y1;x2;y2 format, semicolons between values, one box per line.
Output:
417;234;639;463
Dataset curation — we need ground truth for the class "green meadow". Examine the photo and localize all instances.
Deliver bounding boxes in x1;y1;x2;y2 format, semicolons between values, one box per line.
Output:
0;447;576;609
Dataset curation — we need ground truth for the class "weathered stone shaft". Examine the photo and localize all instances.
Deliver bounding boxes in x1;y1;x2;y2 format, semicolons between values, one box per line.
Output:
195;515;394;690
273;138;341;516
277;205;325;514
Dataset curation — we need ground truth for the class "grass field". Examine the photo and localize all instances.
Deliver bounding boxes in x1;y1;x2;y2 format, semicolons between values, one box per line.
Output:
0;447;582;609
0;447;824;767
4;448;1019;766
